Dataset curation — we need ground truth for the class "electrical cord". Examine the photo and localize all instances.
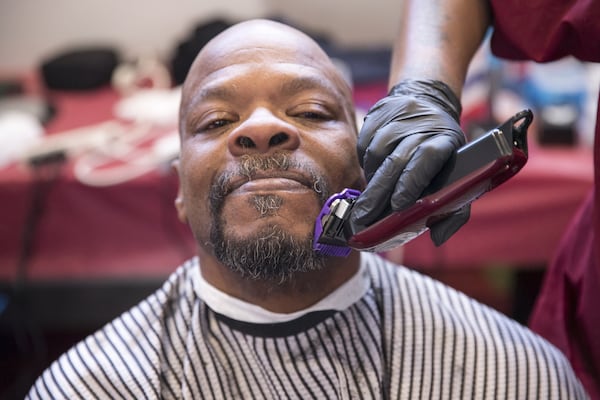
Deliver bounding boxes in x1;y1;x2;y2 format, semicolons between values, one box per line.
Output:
2;157;65;398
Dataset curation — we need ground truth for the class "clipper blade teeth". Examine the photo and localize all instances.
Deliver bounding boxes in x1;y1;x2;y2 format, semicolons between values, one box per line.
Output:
314;244;351;257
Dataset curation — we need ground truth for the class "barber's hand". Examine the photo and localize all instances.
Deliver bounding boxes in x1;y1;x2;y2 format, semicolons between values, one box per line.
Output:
350;79;470;246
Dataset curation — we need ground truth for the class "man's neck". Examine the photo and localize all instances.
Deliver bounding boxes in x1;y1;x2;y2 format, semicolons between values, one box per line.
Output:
197;249;361;313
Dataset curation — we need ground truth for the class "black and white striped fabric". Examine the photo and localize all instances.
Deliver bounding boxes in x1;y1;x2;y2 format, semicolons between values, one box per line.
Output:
27;253;588;399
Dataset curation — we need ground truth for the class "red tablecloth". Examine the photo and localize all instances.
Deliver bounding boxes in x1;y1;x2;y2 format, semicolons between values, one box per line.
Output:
0;82;594;281
0;86;196;281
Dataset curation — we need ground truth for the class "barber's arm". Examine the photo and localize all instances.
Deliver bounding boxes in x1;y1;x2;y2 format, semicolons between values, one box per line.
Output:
349;0;492;245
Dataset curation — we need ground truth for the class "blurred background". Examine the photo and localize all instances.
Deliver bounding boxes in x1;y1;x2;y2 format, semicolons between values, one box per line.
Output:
0;1;597;398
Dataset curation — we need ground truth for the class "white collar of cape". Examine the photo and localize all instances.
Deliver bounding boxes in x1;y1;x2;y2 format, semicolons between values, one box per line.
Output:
192;253;370;324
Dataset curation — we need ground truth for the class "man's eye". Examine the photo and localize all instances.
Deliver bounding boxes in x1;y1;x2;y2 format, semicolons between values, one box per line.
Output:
299;111;329;120
194;118;233;134
294;107;336;122
205;119;231;130
290;102;336;122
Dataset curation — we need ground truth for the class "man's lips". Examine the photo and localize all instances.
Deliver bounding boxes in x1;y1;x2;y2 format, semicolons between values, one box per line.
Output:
226;171;316;195
234;178;312;193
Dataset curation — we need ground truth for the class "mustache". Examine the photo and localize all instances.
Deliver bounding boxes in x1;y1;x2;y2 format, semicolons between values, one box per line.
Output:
239;152;291;178
209;152;328;205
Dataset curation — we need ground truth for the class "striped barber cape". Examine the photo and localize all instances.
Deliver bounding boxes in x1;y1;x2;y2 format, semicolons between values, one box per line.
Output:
27;253;588;399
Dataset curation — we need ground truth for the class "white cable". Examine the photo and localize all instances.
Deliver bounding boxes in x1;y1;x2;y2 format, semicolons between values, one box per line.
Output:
72;124;179;187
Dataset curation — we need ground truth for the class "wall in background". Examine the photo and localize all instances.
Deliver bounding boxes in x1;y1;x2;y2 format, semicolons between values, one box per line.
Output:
0;0;399;70
264;0;400;46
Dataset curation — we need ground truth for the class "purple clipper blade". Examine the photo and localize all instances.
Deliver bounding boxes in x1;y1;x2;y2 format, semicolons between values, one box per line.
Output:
313;188;361;257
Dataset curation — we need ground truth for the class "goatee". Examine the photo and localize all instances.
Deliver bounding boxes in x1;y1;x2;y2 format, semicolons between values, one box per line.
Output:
208;152;330;284
211;224;327;284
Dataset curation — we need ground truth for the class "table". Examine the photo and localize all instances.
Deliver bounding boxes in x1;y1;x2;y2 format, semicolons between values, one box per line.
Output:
0;86;195;281
0;81;594;283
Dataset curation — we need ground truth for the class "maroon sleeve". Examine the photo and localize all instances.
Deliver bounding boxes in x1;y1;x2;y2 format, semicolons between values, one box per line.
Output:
529;191;600;398
489;0;600;62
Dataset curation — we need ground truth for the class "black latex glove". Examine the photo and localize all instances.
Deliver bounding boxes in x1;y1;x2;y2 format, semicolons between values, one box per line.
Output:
350;79;470;246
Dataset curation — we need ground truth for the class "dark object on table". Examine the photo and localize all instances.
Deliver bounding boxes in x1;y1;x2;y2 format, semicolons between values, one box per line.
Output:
40;47;119;91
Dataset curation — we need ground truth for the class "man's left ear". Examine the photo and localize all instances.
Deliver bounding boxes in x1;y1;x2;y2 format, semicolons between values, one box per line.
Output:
171;159;188;224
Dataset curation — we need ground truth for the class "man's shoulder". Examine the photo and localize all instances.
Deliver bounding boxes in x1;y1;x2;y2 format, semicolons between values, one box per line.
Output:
364;253;552;345
26;258;200;399
362;253;587;396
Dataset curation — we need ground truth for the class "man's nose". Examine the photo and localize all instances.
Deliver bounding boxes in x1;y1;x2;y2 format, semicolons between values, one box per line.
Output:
227;107;301;156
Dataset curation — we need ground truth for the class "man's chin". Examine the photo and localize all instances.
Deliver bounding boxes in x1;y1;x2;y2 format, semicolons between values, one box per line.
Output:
211;223;325;284
230;217;315;241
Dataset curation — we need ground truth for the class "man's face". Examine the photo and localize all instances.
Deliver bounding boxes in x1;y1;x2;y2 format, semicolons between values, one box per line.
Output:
175;21;364;282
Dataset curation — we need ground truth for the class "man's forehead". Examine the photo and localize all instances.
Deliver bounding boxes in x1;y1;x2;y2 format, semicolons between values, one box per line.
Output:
182;20;352;108
187;64;343;106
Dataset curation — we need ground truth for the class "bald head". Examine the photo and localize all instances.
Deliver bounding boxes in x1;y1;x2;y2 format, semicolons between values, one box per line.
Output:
191;19;332;71
180;19;354;123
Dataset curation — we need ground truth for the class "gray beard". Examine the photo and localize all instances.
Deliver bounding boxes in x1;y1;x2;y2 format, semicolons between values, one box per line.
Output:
208;153;330;284
210;221;327;284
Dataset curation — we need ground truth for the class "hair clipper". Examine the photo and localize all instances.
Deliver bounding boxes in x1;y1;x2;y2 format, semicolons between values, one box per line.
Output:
313;109;534;256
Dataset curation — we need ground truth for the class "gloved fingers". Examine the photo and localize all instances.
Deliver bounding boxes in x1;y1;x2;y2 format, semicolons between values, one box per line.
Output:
361;122;424;181
350;146;411;230
357;103;388;164
357;97;412;164
391;134;462;210
429;205;471;246
346;180;391;236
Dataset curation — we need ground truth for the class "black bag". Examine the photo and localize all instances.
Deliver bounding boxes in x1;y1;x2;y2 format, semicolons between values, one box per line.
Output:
40;47;119;91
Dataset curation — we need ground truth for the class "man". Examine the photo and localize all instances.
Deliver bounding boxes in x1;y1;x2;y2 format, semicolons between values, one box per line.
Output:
350;1;599;397
27;19;586;399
